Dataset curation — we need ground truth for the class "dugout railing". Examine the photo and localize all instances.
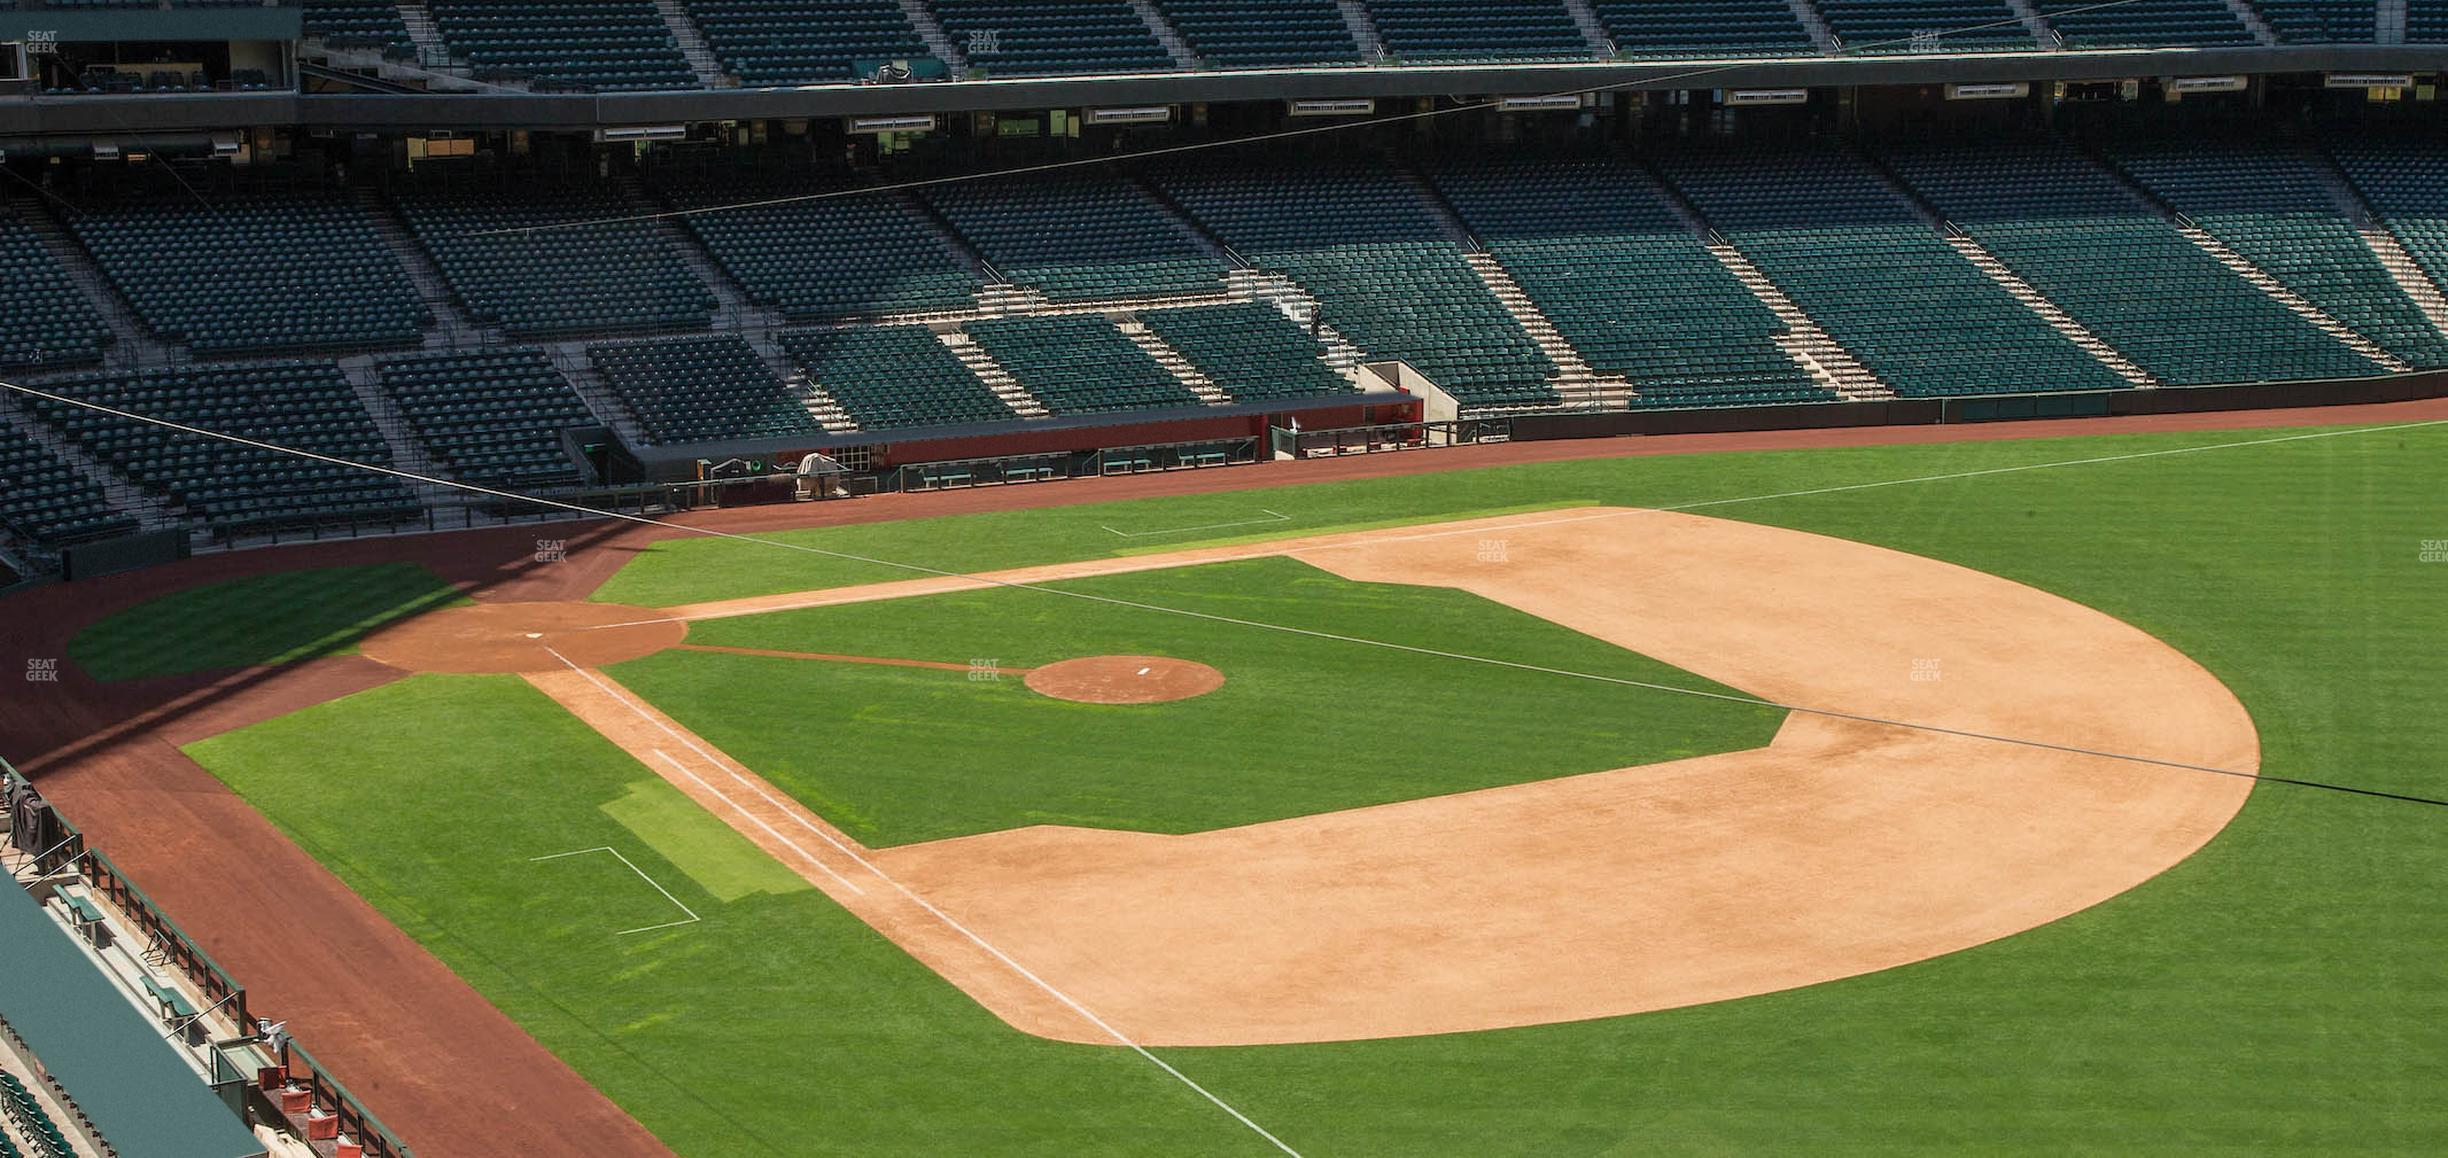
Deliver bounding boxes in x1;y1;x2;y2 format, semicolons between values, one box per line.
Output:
2;758;417;1158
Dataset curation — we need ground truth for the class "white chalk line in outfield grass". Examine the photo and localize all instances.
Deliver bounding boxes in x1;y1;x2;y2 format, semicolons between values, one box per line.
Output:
537;648;1304;1157
528;846;701;936
1101;508;1292;538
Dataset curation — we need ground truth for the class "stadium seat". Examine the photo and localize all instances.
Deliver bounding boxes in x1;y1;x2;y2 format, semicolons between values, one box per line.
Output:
928;0;1177;76
649;165;982;320
1137;301;1359;403
589;334;821;444
782;325;1016;430
377;348;600;488
424;0;697;90
961;314;1205;414
1155;0;1363;67
683;0;932;86
0;212;112;370
392;174;716;337
921;173;1228;302
1364;0;1594;61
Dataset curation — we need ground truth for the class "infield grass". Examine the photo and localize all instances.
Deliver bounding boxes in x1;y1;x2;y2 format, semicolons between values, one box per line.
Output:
609;556;1782;845
69;563;464;682
188;418;2448;1154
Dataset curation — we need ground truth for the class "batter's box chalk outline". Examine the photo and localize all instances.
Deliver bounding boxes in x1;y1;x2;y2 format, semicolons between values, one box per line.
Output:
1100;509;1292;539
527;845;702;936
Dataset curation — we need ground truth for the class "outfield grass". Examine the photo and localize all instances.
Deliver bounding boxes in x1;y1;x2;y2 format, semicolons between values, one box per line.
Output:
70;563;464;682
191;419;2448;1154
609;557;1782;845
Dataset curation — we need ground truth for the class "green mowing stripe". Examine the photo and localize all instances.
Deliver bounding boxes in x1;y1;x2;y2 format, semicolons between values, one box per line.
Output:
69;562;465;682
610;556;1783;847
185;422;2448;1154
600;780;809;902
1104;500;1597;556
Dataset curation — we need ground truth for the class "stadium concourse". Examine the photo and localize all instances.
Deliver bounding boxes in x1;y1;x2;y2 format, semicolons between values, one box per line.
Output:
1;2;2447;1154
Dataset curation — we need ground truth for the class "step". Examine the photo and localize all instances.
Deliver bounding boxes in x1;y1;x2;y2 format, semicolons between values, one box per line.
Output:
1232;271;1369;381
1561;0;1616;57
393;0;454;70
2091;158;2411;372
2002;0;2063;48
0;389;176;535
653;0;732;88
1334;0;1388;62
1850;152;2154;386
1943;236;2158;386
337;354;447;487
352;187;488;347
1459;252;1631;409
13;197;179;369
610;176;777;329
546;342;653;445
1115;317;1230;404
936;329;1048;418
897;0;967;69
2379;0;2408;42
975;283;1052;315
2221;0;2281;44
1639;169;1894;400
1129;0;1202;69
1786;0;1841;52
2305;147;2448;337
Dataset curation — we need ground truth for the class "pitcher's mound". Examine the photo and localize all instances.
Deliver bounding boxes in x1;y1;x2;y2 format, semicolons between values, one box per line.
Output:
1025;656;1224;704
360;602;685;673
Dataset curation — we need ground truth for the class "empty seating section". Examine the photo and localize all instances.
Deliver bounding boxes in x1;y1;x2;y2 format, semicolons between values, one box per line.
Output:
591;335;819;443
27;362;419;534
1883;142;2379;383
928;1;1174;75
378;349;596;488
655;171;979;319
1811;0;2034;51
394;181;714;336
2412;0;2448;40
2037;0;2251;46
683;0;928;86
964;314;1203;414
304;0;417;57
425;1;694;90
2;1069;74;1158
0;214;110;369
1430;154;1830;407
1365;0;1592;59
0;419;135;547
924;175;1226;301
1138;302;1356;402
784;326;1013;429
67;196;426;354
1592;0;1815;57
2253;0;2375;40
1157;0;1360;65
1657;146;2124;396
1154;158;1558;406
2331;139;2448;313
2108;140;2448;366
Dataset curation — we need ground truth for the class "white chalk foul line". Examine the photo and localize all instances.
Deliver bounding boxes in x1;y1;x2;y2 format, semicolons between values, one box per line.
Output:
528;845;701;936
539;647;1300;1157
1102;508;1293;539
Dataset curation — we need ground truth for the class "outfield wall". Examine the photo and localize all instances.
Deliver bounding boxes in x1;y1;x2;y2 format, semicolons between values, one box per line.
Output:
1503;371;2448;442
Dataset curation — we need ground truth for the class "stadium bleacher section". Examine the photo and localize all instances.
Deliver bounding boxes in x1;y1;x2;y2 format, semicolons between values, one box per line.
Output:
1881;141;2382;384
1152;156;1560;407
963;314;1206;415
377;348;596;489
683;0;931;86
302;0;418;58
2035;0;2253;47
1590;0;1817;57
1137;302;1358;402
2411;0;2448;41
1429;153;1833;408
392;178;716;336
63;194;427;354
1364;0;1591;60
2252;0;2376;42
590;334;820;444
2330;138;2448;309
922;174;1228;302
0;214;111;370
928;0;1175;76
1810;0;2036;51
1655;144;2125;397
25;362;421;536
424;0;697;91
1156;0;1362;66
652;169;981;320
2106;138;2448;367
782;325;1015;430
0;418;136;548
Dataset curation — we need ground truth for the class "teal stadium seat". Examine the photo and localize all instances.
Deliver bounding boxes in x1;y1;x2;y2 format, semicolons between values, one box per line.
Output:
1365;0;1594;61
393;174;715;337
0;212;112;369
962;314;1205;415
425;0;697;90
0;418;137;546
377;348;600;489
651;166;982;320
590;335;821;444
1137;302;1360;403
929;1;1177;75
783;325;1017;430
1155;0;1362;66
682;0;931;85
1655;143;2128;396
922;173;1228;302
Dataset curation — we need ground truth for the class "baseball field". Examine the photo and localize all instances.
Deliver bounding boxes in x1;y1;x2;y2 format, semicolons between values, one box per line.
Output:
14;407;2448;1155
